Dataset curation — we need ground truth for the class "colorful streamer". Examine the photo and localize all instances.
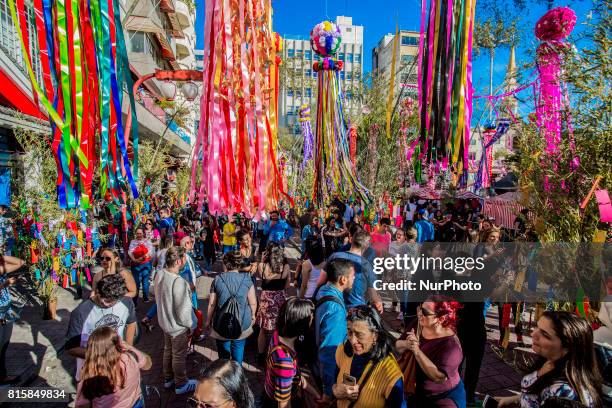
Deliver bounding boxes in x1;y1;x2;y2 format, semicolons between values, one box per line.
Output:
8;0;139;208
473;119;511;191
534;7;579;179
416;0;476;184
310;20;370;207
299;105;314;169
190;0;289;216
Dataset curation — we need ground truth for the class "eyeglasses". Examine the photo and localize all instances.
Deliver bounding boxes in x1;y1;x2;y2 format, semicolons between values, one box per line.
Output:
417;305;435;317
186;397;231;408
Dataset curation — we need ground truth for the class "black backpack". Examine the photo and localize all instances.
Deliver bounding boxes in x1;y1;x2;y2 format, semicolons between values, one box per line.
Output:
296;295;344;368
213;274;248;340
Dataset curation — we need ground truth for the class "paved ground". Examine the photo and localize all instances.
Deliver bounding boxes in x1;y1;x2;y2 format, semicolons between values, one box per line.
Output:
4;239;532;407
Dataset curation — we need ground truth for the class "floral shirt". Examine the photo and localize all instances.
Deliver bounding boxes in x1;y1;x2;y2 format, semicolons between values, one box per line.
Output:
520;371;594;407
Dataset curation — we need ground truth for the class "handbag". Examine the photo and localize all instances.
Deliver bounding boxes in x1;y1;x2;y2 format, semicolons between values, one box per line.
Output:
397;322;421;397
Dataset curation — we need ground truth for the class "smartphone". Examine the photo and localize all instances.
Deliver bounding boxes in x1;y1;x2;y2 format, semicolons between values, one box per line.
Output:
343;373;357;386
483;395;499;408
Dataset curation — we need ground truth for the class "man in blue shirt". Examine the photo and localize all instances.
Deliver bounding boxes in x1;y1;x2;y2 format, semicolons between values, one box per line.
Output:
315;259;355;405
262;210;294;246
414;209;435;242
327;229;383;313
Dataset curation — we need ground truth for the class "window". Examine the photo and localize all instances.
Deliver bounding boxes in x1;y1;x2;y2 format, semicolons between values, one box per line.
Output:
287;89;293;97
305;69;311;77
401;36;419;46
339;71;345;80
195;54;204;61
355;54;361;63
470;138;477;145
338;52;345;61
346;91;352;100
345;27;352;32
347;72;352;80
296;90;302;98
401;55;414;63
347;53;353;62
129;31;146;53
305;50;312;59
287;49;295;57
469;152;476;160
287;107;294;115
313;71;318;78
296;49;303;57
306;88;312;97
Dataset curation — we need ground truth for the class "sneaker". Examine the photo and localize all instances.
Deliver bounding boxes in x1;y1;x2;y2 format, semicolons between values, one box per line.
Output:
163;379;175;389
175;379;197;395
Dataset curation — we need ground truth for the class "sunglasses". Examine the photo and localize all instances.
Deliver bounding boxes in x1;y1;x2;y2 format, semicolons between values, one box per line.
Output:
417;305;435;317
102;256;113;261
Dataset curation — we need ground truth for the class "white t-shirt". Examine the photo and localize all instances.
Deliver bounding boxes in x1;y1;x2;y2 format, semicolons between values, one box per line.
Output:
66;297;136;378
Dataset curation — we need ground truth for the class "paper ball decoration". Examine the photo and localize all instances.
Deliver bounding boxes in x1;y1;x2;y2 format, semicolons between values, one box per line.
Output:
535;6;577;41
310;21;342;57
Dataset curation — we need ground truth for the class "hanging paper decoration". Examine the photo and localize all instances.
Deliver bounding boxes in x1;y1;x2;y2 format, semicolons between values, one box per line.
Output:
416;0;476;184
299;105;314;169
348;125;357;169
535;7;579;172
8;0;139;209
190;0;289;215
473;119;511;191
310;21;370;207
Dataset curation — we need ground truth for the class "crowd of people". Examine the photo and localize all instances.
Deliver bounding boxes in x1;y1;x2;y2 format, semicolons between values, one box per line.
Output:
0;196;609;408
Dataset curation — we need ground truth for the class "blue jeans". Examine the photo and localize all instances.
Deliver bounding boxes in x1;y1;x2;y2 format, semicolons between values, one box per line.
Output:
131;261;152;299
223;245;237;254
215;339;246;364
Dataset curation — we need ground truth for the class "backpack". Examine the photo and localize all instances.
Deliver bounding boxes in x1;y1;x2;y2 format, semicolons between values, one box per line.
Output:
213;274;248;340
295;295;344;368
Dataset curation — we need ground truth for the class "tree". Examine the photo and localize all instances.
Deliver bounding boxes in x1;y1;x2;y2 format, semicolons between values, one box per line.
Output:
512;0;611;242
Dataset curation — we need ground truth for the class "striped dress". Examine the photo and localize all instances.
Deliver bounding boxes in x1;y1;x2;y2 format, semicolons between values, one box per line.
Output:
263;331;301;405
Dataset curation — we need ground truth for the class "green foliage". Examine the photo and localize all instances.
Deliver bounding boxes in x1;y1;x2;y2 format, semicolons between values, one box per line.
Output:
137;140;172;194
512;0;612;242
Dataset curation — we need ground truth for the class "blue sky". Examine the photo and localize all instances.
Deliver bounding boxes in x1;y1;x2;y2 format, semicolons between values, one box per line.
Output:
195;0;594;120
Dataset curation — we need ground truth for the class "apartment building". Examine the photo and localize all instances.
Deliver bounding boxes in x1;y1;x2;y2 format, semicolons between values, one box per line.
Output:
372;30;420;99
280;16;364;134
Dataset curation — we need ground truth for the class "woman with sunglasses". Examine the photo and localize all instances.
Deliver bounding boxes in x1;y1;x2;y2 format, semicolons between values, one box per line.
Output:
332;305;405;408
189;359;255;408
396;298;465;408
91;248;137;299
143;218;160;249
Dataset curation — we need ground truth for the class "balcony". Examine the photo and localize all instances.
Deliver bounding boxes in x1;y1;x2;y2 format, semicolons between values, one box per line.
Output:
175;0;192;29
175;37;192;60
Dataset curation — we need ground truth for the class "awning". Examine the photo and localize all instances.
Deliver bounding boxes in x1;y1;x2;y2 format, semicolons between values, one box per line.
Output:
154;33;176;60
124;15;164;34
166;14;185;39
159;0;174;12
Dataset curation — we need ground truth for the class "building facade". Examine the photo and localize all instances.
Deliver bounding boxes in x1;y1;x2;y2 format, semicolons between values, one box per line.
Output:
372;30;420;100
280;16;364;134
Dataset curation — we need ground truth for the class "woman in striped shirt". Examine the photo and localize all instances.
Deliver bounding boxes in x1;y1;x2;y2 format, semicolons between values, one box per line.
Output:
262;297;319;407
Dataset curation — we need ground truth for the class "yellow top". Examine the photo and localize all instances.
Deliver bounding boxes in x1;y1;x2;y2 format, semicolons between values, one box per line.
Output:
222;222;237;246
335;342;403;408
